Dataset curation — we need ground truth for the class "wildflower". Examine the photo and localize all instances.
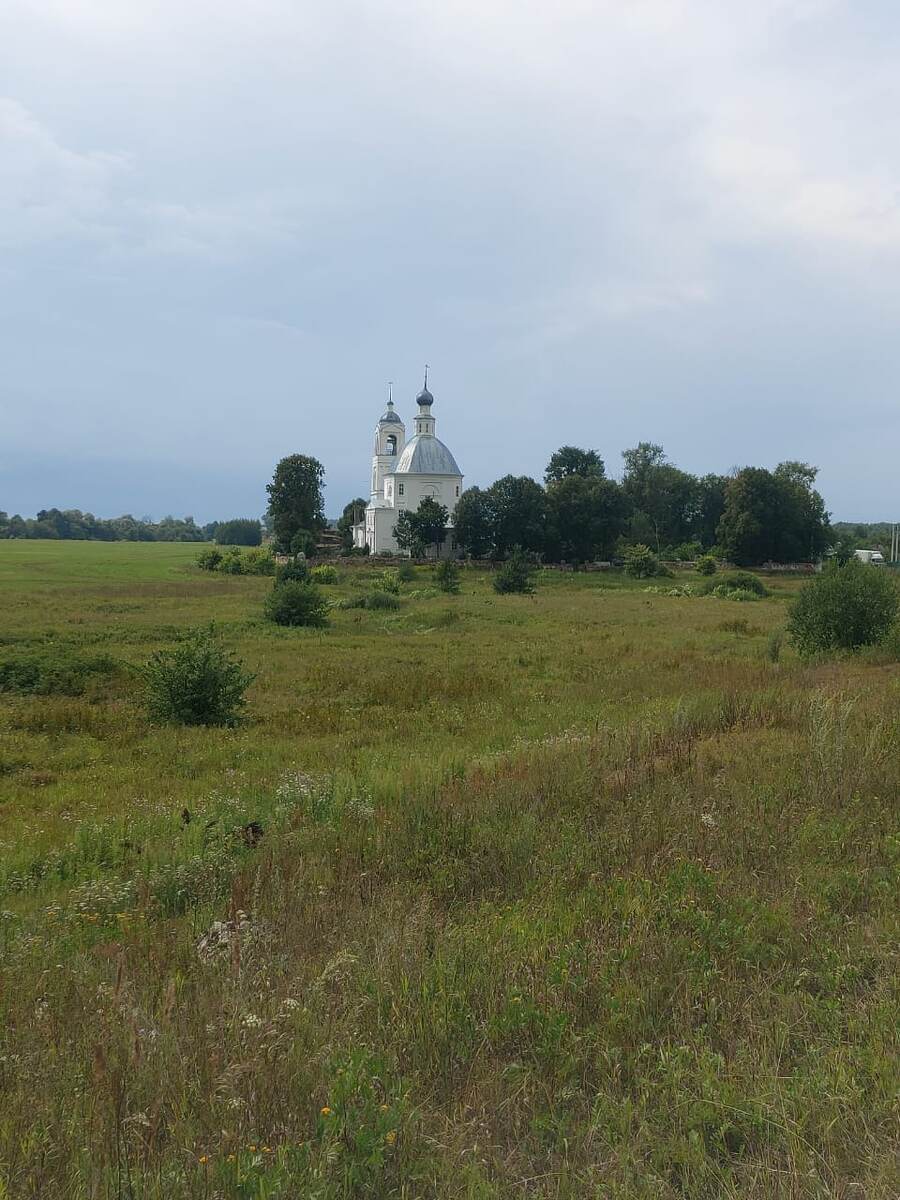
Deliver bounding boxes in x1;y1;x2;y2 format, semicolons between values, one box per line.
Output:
320;1106;332;1117
226;1154;236;1163
248;1144;257;1152
198;1154;210;1164
379;1104;389;1112
700;812;717;828
385;1130;397;1145
262;1146;272;1154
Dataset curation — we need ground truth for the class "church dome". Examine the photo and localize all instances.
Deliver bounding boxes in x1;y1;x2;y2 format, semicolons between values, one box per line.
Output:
416;385;434;408
394;434;461;475
379;400;403;425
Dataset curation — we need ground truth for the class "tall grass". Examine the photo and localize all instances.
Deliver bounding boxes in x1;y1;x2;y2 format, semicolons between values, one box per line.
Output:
0;542;896;1198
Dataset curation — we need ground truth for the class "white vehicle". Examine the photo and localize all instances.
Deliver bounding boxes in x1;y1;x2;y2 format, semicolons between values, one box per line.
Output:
854;549;885;565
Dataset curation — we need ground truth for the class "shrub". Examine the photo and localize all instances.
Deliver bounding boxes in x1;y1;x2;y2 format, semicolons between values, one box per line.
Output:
218;548;246;575
242;547;275;576
0;649;117;696
290;529;317;557
787;559;899;657
264;581;329;627
434;559;460;593
196;547;222;571
493;547;537;595
696;555;718;576
375;569;401;594
698;570;767;597
310;564;339;584
623;544;665;578
396;561;416;582
673;540;703;561
339;591;401;611
275;558;309;584
140;628;254;726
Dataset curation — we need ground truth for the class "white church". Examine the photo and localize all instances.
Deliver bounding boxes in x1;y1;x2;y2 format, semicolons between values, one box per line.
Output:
352;373;464;556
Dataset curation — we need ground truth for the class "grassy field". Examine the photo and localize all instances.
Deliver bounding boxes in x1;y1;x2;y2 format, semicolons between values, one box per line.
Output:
0;541;896;1199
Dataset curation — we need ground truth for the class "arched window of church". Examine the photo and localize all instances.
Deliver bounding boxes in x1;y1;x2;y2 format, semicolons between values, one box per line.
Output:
386;434;397;455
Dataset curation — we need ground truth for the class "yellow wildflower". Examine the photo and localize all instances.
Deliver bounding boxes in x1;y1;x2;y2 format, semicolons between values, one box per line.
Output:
320;1106;332;1117
198;1154;210;1164
385;1130;397;1146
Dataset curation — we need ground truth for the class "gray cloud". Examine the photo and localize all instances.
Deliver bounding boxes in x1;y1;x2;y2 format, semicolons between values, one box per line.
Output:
2;0;899;520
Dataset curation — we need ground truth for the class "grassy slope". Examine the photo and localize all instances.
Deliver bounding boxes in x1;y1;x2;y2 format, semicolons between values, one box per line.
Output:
0;542;897;1199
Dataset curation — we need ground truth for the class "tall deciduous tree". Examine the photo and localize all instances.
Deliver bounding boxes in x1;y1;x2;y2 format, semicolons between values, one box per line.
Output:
487;475;548;557
337;497;367;551
411;496;449;555
717;464;831;565
453;487;494;558
544;446;605;484
546;475;628;563
266;455;325;555
621;442;699;551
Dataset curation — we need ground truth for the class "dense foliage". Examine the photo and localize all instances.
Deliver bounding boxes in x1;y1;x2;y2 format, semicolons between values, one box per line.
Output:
214;518;262;546
266;454;326;554
0;509;208;541
434;559;460;593
140;627;254;726
263;581;330;627
788;559;899;656
492;547;538;594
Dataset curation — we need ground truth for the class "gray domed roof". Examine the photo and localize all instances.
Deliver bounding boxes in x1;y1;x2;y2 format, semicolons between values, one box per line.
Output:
416;386;434;408
393;435;461;476
379;400;403;425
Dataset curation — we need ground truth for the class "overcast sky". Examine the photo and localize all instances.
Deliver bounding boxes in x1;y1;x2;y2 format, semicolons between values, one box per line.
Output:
2;0;899;522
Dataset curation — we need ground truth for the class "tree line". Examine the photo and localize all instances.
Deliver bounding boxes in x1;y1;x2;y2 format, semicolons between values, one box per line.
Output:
447;445;832;566
0;509;211;542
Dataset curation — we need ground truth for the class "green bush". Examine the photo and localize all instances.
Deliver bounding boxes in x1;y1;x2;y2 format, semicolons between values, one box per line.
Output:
275;558;309;585
375;569;401;594
493;548;537;595
196;546;222;571
338;591;400;611
0;649;117;696
673;540;703;561
787;559;899;657
696;555;718;576
290;529;317;557
623;544;668;578
434;559;460;593
218;548;246;575
264;581;329;627
310;564;339;584
140;628;254;726
699;570;767;597
396;562;416;582
242;547;275;576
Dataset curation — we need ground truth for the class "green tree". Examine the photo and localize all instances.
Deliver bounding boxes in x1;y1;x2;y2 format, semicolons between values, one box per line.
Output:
266;455;325;554
487;475;547;558
337;498;367;551
545;475;628;563
453;487;494;558
717;465;831;566
788;559;898;657
215;518;262;546
140;628;254;726
621;443;699;551
393;511;425;557
544;446;605;484
411;496;449;556
264;581;330;628
493;547;538;594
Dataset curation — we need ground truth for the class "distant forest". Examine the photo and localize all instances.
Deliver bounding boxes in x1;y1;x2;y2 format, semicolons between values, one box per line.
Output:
831;523;897;556
0;510;213;542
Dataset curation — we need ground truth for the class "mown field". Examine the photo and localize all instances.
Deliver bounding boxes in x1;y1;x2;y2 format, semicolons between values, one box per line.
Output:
0;541;897;1199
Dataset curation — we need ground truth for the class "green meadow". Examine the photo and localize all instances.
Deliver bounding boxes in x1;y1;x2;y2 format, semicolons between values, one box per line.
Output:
0;541;896;1199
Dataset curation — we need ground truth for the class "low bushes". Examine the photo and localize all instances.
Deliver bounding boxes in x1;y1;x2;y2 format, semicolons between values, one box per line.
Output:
0;648;117;696
140;627;254;726
493;548;538;595
338;590;400;611
696;555;718;576
698;570;768;598
197;546;275;576
264;581;330;627
310;564;339;584
434;559;460;594
623;544;671;579
788;559;899;657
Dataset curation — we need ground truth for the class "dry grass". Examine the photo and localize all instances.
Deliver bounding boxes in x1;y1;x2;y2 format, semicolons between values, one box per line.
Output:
0;542;897;1198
